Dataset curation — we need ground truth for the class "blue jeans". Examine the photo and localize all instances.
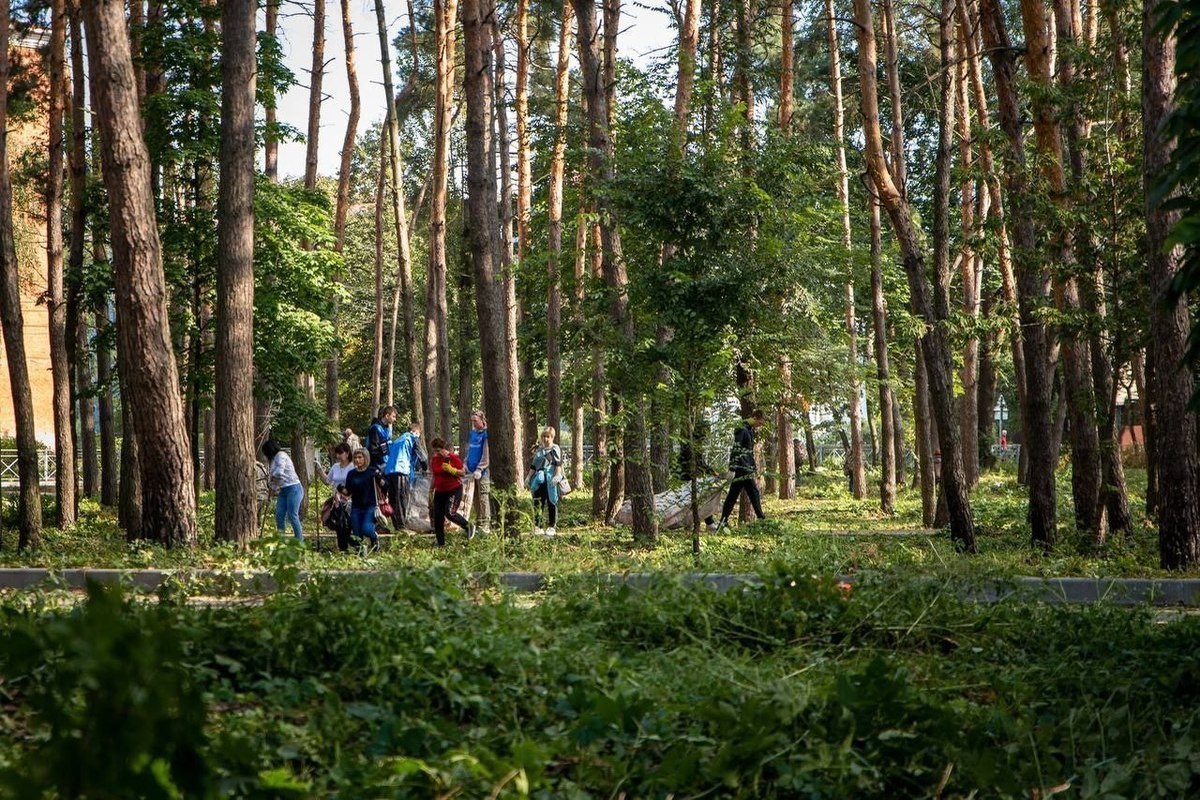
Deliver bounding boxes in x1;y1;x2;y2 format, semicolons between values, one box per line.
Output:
350;506;378;545
276;483;304;540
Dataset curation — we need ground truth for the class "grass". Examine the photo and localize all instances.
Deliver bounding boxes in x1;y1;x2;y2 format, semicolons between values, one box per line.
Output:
0;466;1178;578
2;569;1199;797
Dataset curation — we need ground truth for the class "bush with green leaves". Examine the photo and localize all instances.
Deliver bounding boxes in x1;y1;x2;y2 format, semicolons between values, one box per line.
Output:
3;570;1200;797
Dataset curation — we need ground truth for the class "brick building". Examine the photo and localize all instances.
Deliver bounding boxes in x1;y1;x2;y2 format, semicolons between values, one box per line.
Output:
0;28;57;447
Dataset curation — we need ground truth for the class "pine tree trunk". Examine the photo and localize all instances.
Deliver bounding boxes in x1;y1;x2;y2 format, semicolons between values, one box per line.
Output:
305;0;325;190
328;0;361;424
86;0;197;545
264;1;279;182
577;0;656;542
491;12;524;463
0;5;44;548
914;345;936;526
571;199;587;490
1020;0;1104;540
952;31;980;489
548;4;572;445
69;4;96;501
979;0;1058;547
463;0;521;489
46;0;76;528
214;0;257;545
374;0;419;422
1144;0;1200;567
870;195;896;513
96;301;117;506
427;0;458;438
826;0;866;500
855;0;975;549
373;135;386;413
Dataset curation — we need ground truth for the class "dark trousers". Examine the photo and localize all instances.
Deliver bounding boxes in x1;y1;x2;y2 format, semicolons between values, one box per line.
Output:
432;487;469;546
721;473;764;522
386;473;410;529
532;483;558;528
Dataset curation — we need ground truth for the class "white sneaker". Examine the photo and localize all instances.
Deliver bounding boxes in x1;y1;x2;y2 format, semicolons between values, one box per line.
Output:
546;527;556;537
533;527;544;536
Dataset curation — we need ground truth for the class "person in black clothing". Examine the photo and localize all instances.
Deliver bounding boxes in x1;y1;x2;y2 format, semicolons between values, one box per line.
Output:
717;409;767;529
678;417;720;530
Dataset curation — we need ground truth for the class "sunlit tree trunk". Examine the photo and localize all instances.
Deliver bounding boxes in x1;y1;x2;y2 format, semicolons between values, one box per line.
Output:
464;0;522;488
264;0;279;182
373;133;386;413
548;5;572;441
375;0;419;420
84;0;196;546
978;0;1058;547
870;195;895;513
48;0;76;527
577;0;656;542
427;0;458;438
69;6;96;500
214;0;257;545
952;30;980;488
854;0;976;550
570;199;586;489
1144;0;1200;568
0;4;44;548
328;0;360;424
827;0;866;500
776;0;796;500
1018;0;1105;541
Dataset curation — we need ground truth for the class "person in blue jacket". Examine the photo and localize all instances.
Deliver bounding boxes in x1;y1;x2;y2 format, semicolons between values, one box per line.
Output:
365;405;397;468
464;410;491;535
384;420;425;529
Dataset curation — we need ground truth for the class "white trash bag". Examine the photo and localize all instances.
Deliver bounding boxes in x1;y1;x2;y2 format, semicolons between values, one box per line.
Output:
614;477;724;529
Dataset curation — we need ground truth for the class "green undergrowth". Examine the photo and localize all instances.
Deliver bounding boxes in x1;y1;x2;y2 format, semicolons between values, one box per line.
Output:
0;468;1180;578
1;571;1198;797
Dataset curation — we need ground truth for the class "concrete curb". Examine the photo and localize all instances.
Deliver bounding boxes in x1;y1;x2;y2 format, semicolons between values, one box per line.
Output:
1;568;1200;606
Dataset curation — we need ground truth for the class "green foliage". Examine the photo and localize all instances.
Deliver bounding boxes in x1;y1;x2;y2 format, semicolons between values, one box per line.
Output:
0;583;214;798
4;569;1200;796
254;179;342;436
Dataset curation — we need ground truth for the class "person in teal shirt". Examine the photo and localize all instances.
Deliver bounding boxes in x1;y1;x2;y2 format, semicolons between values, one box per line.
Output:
464;410;491;534
384;420;425;529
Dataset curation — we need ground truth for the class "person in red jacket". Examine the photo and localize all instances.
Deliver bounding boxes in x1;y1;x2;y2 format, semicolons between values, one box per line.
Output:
429;437;473;547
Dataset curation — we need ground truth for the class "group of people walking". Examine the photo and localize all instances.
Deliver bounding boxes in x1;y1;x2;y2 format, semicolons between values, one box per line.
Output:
260;406;570;550
261;403;768;550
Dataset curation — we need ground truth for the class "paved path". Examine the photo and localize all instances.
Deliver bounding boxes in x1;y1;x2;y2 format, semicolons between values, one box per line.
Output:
1;568;1200;606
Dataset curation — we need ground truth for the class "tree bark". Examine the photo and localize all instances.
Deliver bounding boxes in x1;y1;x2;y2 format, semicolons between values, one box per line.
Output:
953;26;979;488
1144;0;1200;568
1023;0;1104;541
47;0;76;527
84;0;196;546
978;0;1058;547
0;4;44;548
491;11;525;463
854;0;975;549
427;0;458;438
264;0;279;182
327;0;361;424
826;0;866;500
373;133;386;413
548;4;572;445
69;6;96;501
214;0;257;545
779;0;793;130
870;195;896;513
304;0;325;191
375;0;420;422
464;0;522;490
577;0;656;542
